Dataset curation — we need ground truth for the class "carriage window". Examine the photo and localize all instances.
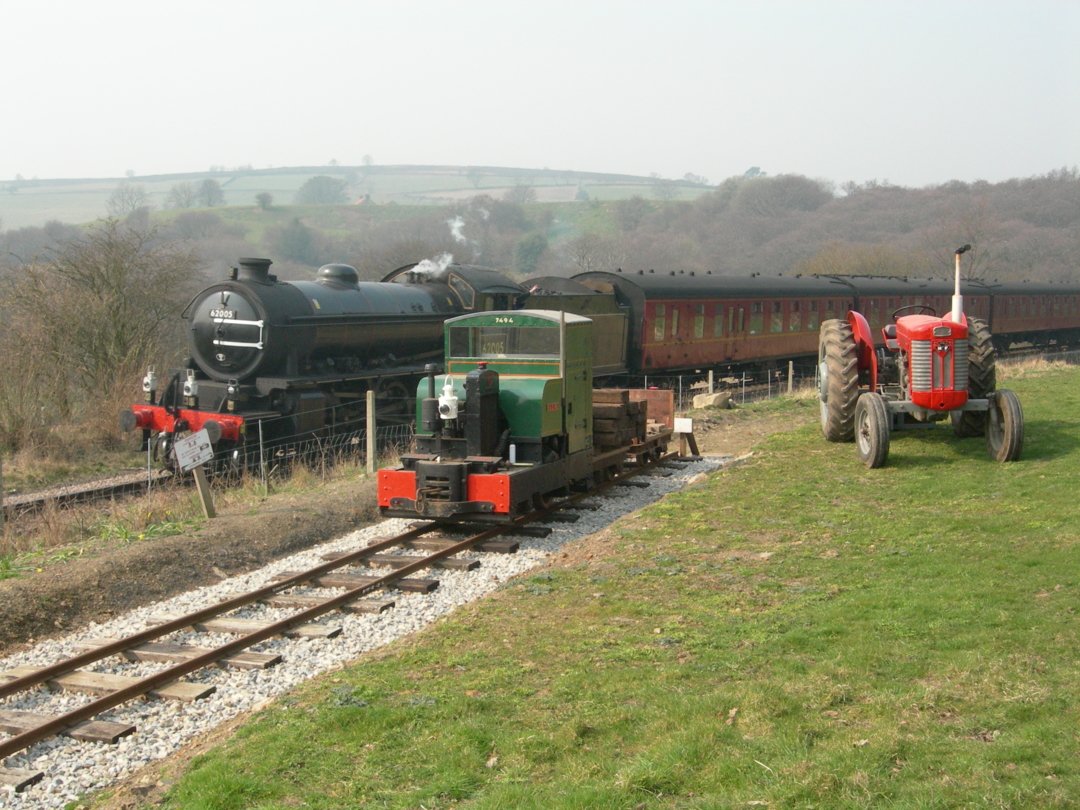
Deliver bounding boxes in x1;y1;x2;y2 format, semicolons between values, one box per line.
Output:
808;300;819;331
714;305;724;337
671;307;680;337
789;300;801;331
654;304;665;341
694;304;705;338
770;301;783;333
749;302;764;334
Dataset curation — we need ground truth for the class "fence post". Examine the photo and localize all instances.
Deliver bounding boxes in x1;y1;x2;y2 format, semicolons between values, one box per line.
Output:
258;420;267;492
788;360;794;394
707;369;714;394
1;453;4;538
366;389;376;474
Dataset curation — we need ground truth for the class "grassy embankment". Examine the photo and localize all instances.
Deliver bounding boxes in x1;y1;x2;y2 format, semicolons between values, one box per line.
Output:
96;362;1078;809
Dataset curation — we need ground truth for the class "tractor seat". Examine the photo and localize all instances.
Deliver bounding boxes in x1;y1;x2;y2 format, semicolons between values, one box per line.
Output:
882;323;899;351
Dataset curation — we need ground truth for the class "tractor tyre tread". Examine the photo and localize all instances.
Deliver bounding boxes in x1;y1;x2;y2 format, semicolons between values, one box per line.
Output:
953;317;996;438
855;392;890;468
987;389;1024;462
819;319;860;442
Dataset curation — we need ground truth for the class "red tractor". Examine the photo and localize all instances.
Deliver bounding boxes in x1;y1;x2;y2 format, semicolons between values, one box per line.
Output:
818;245;1024;468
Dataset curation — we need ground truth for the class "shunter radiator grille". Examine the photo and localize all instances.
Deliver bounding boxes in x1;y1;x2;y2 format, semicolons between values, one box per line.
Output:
910;339;968;392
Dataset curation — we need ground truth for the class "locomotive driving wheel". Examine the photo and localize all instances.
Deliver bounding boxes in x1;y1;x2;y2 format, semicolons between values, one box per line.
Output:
818;319;860;442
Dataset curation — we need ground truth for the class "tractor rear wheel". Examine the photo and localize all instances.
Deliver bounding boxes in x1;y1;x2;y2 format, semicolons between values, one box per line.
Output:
986;389;1023;462
952;317;996;437
854;392;890;468
818;319;860;442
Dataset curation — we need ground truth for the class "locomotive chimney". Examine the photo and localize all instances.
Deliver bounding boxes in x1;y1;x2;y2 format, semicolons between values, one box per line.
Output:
235;257;273;283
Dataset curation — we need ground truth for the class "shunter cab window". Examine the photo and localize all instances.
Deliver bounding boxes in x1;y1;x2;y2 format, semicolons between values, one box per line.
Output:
654;304;665;341
449;325;559;358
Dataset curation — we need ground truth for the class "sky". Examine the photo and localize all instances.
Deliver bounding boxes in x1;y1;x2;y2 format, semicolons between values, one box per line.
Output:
2;0;1078;188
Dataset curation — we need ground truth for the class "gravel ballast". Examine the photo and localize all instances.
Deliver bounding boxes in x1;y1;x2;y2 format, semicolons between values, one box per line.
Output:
0;458;722;808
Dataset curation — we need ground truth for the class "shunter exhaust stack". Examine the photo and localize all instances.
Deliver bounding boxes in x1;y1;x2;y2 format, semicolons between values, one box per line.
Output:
951;244;971;323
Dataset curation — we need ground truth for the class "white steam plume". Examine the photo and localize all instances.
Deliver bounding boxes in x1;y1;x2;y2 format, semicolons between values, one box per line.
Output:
413;252;454;275
447;215;467;244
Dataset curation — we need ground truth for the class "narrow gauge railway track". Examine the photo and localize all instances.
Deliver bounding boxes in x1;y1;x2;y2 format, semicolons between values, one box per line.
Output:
0;433;678;792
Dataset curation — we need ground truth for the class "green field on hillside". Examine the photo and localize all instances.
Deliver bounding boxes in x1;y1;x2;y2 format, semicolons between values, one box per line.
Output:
95;364;1079;809
0;166;706;230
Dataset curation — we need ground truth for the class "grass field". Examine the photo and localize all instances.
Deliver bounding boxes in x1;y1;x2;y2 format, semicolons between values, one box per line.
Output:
0;166;707;230
95;364;1079;809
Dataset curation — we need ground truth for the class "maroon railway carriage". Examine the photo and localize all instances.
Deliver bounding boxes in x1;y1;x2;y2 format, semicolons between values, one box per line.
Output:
568;270;1012;374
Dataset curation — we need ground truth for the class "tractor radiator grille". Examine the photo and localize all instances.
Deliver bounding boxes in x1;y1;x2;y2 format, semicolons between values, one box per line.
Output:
910;339;968;392
953;341;969;390
910;341;933;391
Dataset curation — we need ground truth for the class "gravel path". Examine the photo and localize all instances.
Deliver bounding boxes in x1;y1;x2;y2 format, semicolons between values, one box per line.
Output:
0;458;722;808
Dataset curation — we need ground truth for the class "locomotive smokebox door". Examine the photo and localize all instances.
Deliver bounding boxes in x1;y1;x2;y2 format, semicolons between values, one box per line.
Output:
465;364;501;457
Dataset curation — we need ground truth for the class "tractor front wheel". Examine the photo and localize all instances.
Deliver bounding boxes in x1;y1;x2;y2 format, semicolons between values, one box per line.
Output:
818;319;860;442
986;389;1023;462
855;392;890;468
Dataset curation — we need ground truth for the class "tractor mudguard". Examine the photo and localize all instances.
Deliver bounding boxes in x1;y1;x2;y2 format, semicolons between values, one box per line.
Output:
846;310;877;392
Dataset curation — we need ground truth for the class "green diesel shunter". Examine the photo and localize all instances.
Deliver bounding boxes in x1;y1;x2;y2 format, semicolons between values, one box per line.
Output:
378;310;595;521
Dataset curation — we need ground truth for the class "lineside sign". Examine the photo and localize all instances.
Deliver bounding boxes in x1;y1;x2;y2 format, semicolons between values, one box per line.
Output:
173;429;214;472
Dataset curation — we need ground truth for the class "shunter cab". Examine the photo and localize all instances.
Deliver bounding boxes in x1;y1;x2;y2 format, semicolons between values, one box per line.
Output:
378;310;594;522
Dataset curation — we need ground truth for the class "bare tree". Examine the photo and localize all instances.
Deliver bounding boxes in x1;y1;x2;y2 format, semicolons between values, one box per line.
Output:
503;184;536;205
196;179;225;207
566;232;624;273
106;182;149;217
166;182;198;209
295;176;348;205
1;220;199;448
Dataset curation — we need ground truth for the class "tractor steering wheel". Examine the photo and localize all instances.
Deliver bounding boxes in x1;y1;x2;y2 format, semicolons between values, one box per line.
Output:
891;304;936;320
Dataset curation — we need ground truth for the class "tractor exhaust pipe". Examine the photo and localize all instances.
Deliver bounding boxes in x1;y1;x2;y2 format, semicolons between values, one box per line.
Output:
951;244;972;323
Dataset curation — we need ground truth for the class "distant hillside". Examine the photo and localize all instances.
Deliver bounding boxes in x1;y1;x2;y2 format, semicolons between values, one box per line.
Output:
0;165;709;230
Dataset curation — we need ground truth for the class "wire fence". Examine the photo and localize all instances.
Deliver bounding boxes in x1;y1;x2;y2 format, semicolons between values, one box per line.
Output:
624;360;821;412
